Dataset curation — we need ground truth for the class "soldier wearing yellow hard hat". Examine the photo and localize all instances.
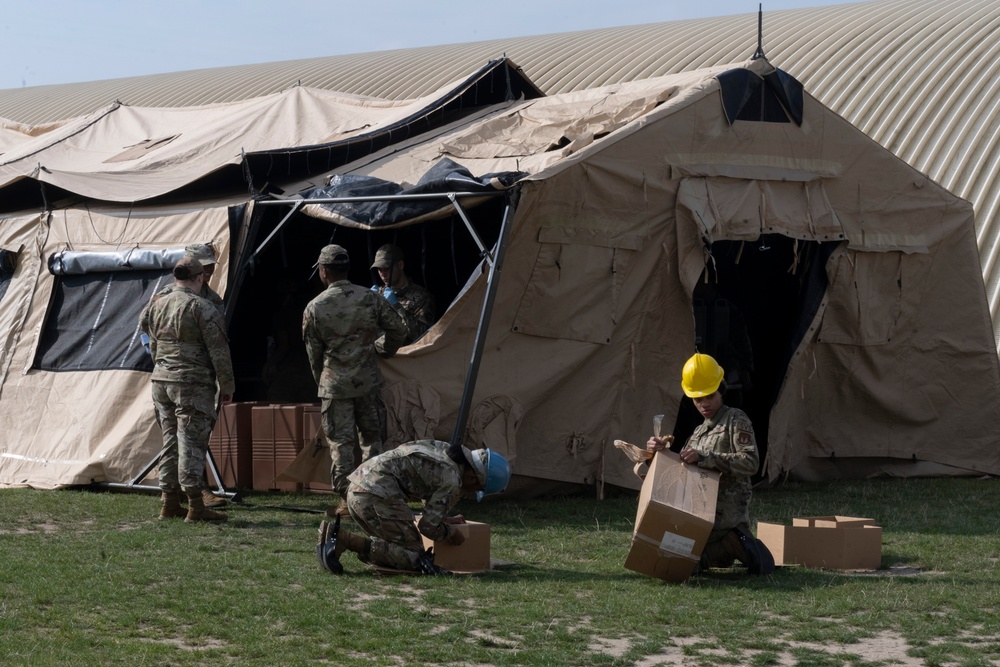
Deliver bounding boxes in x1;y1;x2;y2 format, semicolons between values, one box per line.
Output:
647;352;773;576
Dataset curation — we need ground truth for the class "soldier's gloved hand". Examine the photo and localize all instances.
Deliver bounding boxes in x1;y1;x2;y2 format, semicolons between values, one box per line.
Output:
139;332;152;357
382;287;398;305
445;525;466;545
370;285;379;292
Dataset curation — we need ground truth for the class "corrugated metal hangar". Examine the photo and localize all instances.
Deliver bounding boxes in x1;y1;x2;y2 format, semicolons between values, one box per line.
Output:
3;0;1000;342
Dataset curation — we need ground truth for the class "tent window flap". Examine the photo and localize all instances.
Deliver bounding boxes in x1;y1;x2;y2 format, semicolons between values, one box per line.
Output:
817;249;922;346
512;228;638;344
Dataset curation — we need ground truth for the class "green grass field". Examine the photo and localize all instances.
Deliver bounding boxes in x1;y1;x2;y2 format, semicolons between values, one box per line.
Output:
1;477;998;666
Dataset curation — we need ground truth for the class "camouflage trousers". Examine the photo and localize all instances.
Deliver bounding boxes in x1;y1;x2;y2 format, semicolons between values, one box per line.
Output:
345;489;423;571
709;480;752;542
152;381;216;494
322;393;386;497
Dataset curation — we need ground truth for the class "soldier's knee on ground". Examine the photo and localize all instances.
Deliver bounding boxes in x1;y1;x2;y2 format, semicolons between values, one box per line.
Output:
700;529;748;569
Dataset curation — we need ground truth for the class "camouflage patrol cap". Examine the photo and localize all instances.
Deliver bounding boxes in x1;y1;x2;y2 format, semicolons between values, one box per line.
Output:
184;243;217;265
317;244;350;268
174;256;204;278
371;244;404;269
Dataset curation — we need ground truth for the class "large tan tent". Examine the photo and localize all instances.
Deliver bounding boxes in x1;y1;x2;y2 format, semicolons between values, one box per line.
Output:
1;56;998;492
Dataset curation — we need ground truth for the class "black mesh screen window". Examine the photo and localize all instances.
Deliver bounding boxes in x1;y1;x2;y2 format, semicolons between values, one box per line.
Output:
34;270;172;372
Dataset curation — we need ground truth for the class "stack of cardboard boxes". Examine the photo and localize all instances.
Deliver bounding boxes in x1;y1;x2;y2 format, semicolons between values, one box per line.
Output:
209;402;321;493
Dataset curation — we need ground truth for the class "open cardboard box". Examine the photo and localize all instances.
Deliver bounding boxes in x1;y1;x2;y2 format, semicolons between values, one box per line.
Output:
417;518;492;573
757;516;882;570
623;450;720;583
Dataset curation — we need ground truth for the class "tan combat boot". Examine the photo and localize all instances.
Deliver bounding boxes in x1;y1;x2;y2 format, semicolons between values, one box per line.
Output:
159;490;186;520
324;497;351;519
184;492;228;523
201;488;228;508
335;526;370;557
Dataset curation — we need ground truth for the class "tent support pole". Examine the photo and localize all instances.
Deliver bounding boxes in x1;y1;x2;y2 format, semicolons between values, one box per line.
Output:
448;194;490;259
93;448;239;500
240;199;305;274
450;188;519;446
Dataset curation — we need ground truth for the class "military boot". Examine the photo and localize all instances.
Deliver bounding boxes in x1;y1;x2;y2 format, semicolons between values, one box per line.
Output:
325;498;351;519
184;492;228;523
337;527;369;556
159;490;186;520
201;488;228;508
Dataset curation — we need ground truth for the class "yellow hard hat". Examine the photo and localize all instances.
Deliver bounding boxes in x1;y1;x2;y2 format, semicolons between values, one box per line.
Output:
681;353;725;398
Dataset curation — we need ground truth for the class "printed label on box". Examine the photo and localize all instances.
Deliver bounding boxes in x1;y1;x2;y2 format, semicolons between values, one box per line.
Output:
658;531;696;557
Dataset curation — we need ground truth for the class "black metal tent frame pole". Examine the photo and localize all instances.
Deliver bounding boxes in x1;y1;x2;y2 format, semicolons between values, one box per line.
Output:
256;188;517;446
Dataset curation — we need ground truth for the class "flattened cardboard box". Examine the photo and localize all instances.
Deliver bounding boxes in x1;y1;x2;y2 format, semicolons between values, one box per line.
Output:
418;519;491;573
624;450;720;583
757;516;882;570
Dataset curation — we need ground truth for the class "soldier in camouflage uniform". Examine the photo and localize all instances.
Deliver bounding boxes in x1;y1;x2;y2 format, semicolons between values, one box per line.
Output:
184;243;225;314
139;256;235;523
302;245;407;509
181;243;228;508
370;244;436;344
648;353;772;575
316;440;510;574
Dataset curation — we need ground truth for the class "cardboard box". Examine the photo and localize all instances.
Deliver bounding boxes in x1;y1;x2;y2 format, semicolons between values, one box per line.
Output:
302;405;333;493
207;401;260;489
623;450;720;583
251;404;307;492
419;520;491;573
757;516;882;570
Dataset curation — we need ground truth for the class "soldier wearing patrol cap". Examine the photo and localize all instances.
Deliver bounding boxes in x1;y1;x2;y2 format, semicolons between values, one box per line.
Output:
183;243;225;315
370;244;436;344
177;243;229;509
139;256;235;523
303;244;408;512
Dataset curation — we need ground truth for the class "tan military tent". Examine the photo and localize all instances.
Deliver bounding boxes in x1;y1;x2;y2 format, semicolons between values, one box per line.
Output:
1;56;998;491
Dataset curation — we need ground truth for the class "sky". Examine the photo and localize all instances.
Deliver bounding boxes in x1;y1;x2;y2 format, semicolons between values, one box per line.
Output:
0;0;866;91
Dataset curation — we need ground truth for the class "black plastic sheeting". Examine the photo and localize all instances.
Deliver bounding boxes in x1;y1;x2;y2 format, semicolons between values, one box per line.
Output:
34;270;170;372
716;66;804;126
302;158;524;228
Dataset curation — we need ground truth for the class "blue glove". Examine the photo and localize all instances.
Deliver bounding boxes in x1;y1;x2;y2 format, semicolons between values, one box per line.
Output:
382;287;398;305
370;285;379;292
140;332;152;357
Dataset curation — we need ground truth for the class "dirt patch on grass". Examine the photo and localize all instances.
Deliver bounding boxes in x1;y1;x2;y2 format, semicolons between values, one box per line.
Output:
634;630;933;665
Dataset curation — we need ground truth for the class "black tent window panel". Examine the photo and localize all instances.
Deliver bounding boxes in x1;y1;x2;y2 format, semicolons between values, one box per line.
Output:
34;269;170;372
0;249;14;304
0;273;10;305
716;67;804;126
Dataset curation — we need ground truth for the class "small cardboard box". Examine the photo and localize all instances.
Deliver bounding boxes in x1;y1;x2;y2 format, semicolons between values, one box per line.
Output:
757;516;882;570
624;450;720;583
419;520;491;573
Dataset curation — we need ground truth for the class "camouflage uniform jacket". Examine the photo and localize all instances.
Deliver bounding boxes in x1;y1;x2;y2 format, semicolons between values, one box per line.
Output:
303;279;407;398
151;281;224;315
139;285;235;393
377;281;435;344
682;404;759;534
348;440;460;542
200;283;224;315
